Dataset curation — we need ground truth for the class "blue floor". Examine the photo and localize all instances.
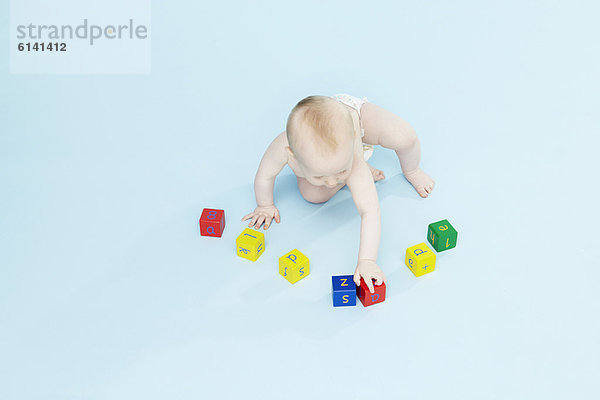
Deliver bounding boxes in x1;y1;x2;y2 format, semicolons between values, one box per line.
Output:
2;1;599;399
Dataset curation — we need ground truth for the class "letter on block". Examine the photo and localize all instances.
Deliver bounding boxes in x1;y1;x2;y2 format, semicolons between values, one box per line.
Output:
199;208;225;237
357;278;386;307
332;275;356;307
236;228;265;262
405;243;436;277
427;219;458;252
279;249;309;284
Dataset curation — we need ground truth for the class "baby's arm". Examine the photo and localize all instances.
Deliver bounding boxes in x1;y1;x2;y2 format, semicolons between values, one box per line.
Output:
242;132;288;229
346;160;386;293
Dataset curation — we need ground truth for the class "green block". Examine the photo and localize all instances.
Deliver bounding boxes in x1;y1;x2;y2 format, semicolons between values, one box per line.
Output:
427;219;458;252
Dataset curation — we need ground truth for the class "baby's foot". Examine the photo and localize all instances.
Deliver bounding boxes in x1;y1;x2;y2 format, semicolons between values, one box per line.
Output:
368;163;385;182
404;168;435;198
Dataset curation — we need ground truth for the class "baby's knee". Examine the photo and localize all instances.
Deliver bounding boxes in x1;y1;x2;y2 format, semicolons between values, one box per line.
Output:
384;126;419;151
394;126;418;150
378;123;418;151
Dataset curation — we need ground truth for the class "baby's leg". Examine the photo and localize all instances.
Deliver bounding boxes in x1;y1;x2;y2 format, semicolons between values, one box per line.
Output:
296;177;344;204
361;102;435;197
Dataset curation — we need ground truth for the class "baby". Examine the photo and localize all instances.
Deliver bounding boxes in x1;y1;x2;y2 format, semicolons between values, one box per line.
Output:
242;94;435;293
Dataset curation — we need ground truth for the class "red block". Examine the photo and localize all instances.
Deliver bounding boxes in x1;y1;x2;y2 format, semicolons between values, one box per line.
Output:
199;208;225;237
357;279;386;307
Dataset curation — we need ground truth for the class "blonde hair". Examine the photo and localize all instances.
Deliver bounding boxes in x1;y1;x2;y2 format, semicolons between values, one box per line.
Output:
286;95;353;155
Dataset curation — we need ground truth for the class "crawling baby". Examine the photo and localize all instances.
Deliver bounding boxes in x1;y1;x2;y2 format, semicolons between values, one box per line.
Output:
242;94;435;293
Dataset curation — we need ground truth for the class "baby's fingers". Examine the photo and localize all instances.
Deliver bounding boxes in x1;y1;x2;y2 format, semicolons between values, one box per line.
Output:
364;276;375;293
241;213;253;222
249;215;259;228
372;272;384;286
274;210;281;223
263;215;273;229
255;215;266;229
353;271;361;287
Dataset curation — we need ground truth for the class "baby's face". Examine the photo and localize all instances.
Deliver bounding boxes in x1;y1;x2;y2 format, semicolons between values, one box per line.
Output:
295;137;354;188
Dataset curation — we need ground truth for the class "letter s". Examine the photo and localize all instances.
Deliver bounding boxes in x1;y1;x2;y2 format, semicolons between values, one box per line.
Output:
17;25;26;39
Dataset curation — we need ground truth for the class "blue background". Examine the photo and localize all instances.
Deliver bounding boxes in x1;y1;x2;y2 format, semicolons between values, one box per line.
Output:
1;1;599;399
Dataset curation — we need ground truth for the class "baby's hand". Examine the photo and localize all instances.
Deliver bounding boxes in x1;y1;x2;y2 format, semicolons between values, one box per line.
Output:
353;259;387;293
242;205;281;230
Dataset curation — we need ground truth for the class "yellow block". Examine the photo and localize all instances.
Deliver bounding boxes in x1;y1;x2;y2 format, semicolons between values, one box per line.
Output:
279;249;309;284
236;228;265;262
405;243;436;277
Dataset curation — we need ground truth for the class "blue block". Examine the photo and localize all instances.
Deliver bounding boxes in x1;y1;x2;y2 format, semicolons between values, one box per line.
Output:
332;275;357;307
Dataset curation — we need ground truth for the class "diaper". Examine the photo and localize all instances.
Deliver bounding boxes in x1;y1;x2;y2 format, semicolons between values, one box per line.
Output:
332;93;368;137
363;144;374;161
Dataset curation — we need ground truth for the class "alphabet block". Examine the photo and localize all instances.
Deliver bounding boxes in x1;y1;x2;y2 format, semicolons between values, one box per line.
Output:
279;249;309;284
199;208;225;237
236;228;265;261
405;243;436;277
332;275;356;307
427;219;458;252
357;278;386;307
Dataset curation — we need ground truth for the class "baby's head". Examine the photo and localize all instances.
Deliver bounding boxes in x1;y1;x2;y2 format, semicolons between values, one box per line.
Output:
286;95;355;188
